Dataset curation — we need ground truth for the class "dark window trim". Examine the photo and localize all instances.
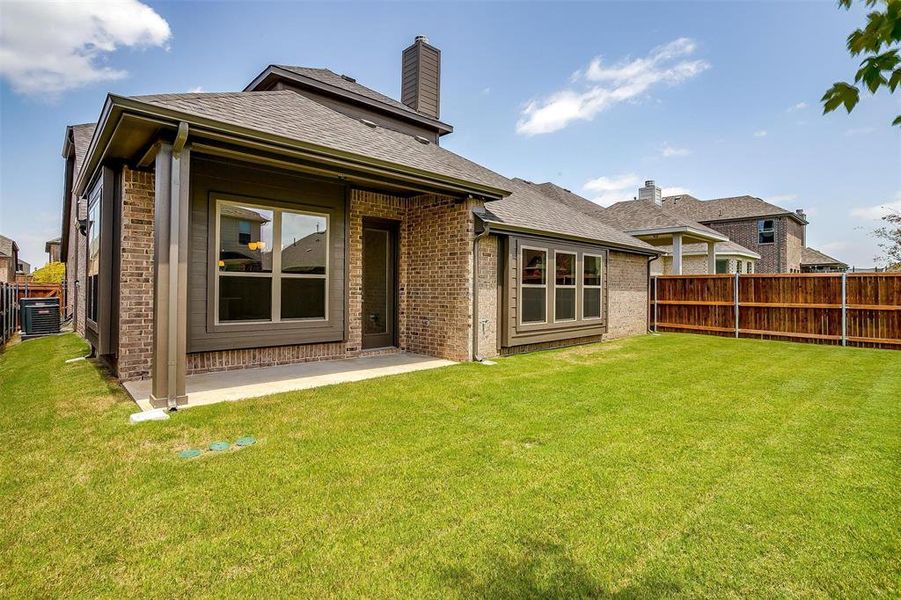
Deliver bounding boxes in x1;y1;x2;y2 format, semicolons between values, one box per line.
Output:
506;234;609;347
757;218;776;245
206;191;336;334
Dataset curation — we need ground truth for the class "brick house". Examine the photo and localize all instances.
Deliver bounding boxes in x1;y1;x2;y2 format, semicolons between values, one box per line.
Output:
58;36;660;408
603;181;759;275
660;191;808;273
0;235;20;284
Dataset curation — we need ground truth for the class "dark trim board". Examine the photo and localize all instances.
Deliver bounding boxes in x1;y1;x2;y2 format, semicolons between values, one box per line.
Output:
187;154;347;353
499;232;610;348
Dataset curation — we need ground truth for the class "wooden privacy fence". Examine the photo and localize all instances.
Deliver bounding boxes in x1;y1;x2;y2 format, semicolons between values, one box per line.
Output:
16;282;65;316
650;273;901;350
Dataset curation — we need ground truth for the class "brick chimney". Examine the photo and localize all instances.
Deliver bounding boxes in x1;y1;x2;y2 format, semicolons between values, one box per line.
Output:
639;180;662;206
401;35;440;119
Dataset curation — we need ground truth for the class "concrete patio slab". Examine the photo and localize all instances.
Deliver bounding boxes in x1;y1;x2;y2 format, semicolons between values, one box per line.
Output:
124;352;455;411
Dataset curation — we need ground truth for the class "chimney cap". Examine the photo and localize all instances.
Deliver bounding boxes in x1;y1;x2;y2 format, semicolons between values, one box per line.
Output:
415;35;429;44
645;180;656;187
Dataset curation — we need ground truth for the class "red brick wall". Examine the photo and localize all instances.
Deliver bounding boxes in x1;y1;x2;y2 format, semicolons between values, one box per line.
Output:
704;217;806;273
117;167;155;381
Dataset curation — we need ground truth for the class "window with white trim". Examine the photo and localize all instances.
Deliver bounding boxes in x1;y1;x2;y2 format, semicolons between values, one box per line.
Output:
758;219;775;244
216;199;328;323
582;254;603;319
554;251;576;321
520;247;547;323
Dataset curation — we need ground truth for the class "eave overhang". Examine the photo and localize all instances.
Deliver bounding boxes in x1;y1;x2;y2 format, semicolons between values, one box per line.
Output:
74;94;508;201
244;65;454;137
626;226;729;243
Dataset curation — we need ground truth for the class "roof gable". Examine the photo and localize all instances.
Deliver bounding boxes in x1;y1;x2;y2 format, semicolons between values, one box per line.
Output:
661;194;807;224
244;65;453;136
801;246;847;266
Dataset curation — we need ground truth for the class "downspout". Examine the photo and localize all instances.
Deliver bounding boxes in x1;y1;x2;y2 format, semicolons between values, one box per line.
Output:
166;122;189;410
647;255;657;334
471;215;490;361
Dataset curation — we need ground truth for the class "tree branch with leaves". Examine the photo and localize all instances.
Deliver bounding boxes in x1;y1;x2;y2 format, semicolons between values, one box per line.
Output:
873;210;901;270
822;0;901;126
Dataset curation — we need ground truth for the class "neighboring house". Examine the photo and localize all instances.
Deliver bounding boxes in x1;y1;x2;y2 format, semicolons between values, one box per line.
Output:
15;259;32;284
660;190;808;273
58;36;660;408
603;181;735;275
800;247;848;273
652;241;760;275
0;235;20;283
45;237;61;263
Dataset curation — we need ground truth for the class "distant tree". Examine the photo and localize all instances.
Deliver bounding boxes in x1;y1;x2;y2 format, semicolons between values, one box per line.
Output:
821;0;901;126
30;261;65;284
873;210;901;269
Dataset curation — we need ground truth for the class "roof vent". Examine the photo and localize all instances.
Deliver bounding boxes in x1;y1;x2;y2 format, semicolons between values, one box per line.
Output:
360;118;377;128
340;74;356;83
414;135;430;144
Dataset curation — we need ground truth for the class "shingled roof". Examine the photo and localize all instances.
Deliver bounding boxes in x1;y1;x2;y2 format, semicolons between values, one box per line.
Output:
801;246;847;267
661;194;807;224
276;66;425;118
71;123;96;179
128;91;509;193
477;179;658;253
604;199;727;240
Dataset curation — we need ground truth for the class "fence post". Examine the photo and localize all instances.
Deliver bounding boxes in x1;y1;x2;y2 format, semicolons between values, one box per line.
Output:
653;276;658;333
841;273;847;346
734;273;740;338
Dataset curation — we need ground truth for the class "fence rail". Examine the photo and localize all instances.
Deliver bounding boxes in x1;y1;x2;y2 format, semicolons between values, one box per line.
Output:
650;273;901;350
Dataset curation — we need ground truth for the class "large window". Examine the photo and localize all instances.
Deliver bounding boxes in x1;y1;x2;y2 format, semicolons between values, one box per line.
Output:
216;199;328;323
758;219;775;244
86;190;101;324
554;251;576;321
519;244;606;327
583;254;603;319
520;247;547;324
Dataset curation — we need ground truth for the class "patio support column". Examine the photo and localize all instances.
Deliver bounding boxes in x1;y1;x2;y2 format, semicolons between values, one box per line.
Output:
707;241;717;274
150;124;190;409
672;233;683;275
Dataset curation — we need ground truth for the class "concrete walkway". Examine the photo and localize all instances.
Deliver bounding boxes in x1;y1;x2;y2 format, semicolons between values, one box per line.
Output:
124;352;455;411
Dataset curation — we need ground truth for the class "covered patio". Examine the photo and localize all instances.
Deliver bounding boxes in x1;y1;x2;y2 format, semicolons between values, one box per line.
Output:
124;351;455;411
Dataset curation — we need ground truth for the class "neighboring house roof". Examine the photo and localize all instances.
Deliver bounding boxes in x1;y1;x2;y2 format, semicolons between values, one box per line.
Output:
477;179;659;254
661;194;808;224
220;204;270;223
0;235;18;258
654;240;761;259
604;199;728;241
45;237;61;251
801;246;847;267
125;91;510;195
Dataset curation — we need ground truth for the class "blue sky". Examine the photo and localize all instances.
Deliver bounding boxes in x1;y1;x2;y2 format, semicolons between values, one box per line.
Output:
1;1;899;268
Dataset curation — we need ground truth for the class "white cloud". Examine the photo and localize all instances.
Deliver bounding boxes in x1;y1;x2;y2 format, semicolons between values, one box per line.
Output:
516;38;710;135
845;127;875;136
0;0;171;96
662;186;691;197
188;86;205;93
661;143;691;158
753;130;768;137
849;192;901;220
787;102;808;111
581;173;640;207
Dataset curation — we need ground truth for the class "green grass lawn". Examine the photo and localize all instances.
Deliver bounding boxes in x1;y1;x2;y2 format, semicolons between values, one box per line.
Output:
1;333;899;598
